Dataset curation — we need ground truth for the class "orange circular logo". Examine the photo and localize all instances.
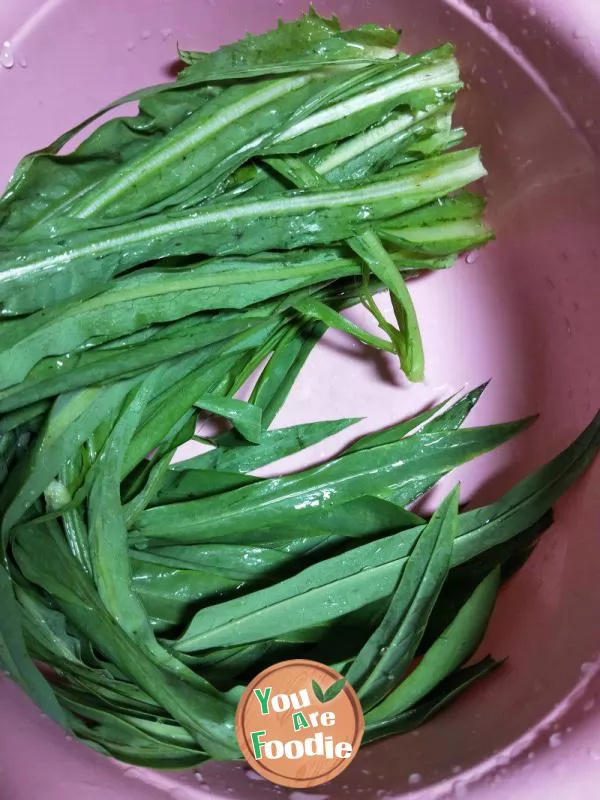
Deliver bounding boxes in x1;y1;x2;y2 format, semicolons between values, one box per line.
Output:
236;659;364;788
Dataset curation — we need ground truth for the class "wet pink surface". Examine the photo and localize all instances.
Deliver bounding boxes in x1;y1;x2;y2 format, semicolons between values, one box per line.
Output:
1;0;600;798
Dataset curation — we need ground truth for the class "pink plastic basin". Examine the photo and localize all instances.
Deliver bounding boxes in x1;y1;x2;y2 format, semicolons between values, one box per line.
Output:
1;0;599;798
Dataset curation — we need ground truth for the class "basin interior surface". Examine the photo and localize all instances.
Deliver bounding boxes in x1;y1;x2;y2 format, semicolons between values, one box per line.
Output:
0;0;599;798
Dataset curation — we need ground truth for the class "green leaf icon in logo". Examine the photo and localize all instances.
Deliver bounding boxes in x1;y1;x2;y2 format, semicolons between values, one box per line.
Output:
324;678;346;702
312;679;326;703
312;677;346;704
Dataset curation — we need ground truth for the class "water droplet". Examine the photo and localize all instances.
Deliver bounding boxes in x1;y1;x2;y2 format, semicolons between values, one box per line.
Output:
528;751;536;760
549;733;562;749
194;770;204;781
1;41;15;69
161;27;173;41
19;56;27;68
573;29;585;40
277;0;284;5
127;41;136;51
485;6;493;21
124;768;137;779
465;250;479;264
589;748;600;761
529;7;537;16
584;699;596;712
452;766;462;775
141;29;151;40
585;119;594;129
581;662;595;674
65;734;73;742
361;769;371;775
408;773;422;786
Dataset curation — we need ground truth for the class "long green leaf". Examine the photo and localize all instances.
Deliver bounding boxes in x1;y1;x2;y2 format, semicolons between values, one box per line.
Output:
178;9;399;77
173;418;361;475
347;486;458;710
366;566;500;722
248;322;324;429
269;46;460;154
263;152;425;379
0;253;359;391
0;381;135;539
69;75;321;220
12;520;240;760
57;691;206;769
293;297;395;353
173;411;599;652
363;657;502;744
0;149;486;314
122;320;281;475
132;420;530;545
0;314;270;411
0;565;70;729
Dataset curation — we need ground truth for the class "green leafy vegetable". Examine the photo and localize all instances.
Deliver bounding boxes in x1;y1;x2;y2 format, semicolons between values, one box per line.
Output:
347;486;459;711
0;149;486;316
363;657;503;744
131;418;531;545
173;411;599;653
0;9;596;775
178;9;400;78
366;567;501;721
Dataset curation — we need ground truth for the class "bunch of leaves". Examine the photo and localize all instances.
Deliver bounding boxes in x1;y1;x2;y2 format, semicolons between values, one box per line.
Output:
2;370;599;768
0;9;598;773
0;9;489;387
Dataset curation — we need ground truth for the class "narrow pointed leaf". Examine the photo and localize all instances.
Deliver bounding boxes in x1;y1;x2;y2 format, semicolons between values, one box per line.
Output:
363;657;503;744
0;148;487;315
367;566;500;722
173;412;599;652
347;486;459;710
132;420;530;545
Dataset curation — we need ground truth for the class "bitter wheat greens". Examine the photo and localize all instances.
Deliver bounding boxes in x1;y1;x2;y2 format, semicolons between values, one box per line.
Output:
0;10;598;770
